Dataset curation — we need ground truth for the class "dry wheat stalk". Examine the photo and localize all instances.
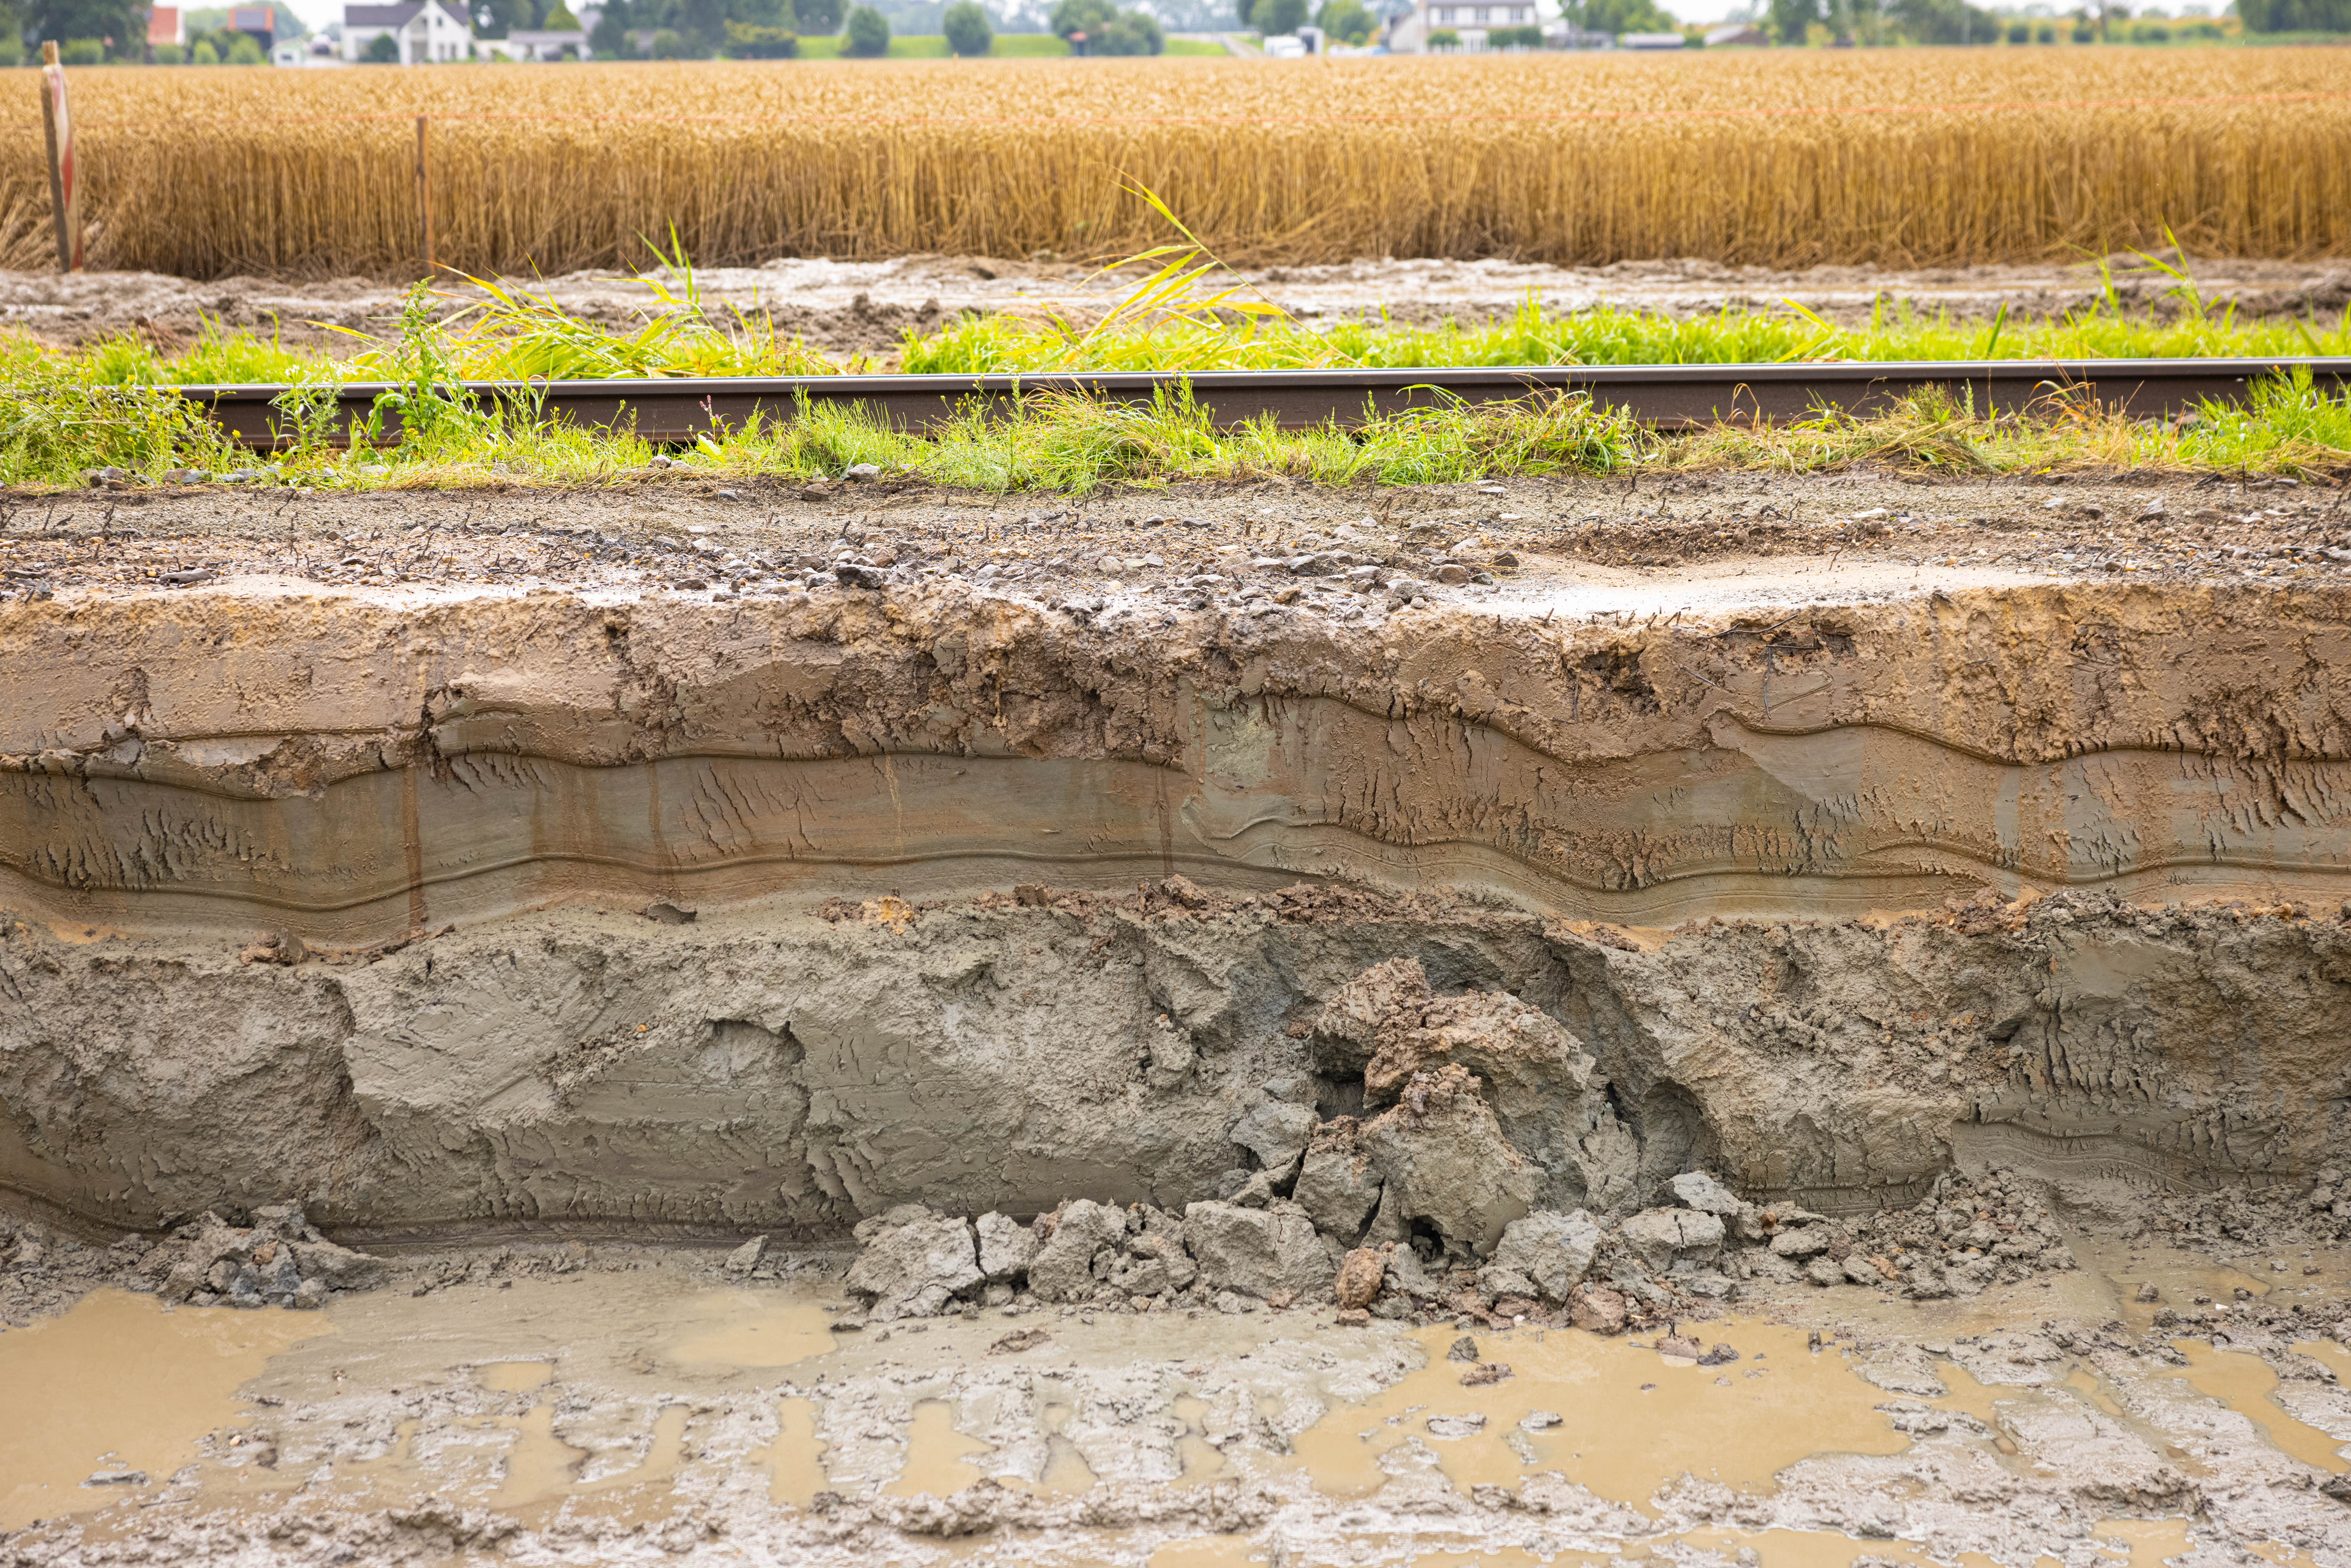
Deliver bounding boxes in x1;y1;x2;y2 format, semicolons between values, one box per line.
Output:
6;52;2347;278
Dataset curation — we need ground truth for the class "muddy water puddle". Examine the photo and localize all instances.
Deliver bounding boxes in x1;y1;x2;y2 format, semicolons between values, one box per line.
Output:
4;1272;2345;1566
0;1289;332;1530
1284;1319;1906;1502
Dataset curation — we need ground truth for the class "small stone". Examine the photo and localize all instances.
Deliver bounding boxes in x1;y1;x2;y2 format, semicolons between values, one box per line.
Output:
843;463;882;481
82;1468;147;1487
1769;1225;1832;1259
1657;1333;1703;1361
1460;1361;1512;1386
643;899;697;924
1670;1172;1743;1217
2136;1282;2162;1303
1334;1247;1385;1310
1521;1411;1563;1431
1447;1334;1480;1363
1425;1413;1487;1438
291;1278;328;1310
988;1328;1050;1355
1698;1342;1740;1366
1334;1307;1370;1327
724;1236;767;1276
1570;1284;1628;1335
976;1211;1037;1282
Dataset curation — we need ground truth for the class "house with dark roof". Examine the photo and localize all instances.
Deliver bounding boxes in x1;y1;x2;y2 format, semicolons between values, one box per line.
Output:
342;0;474;62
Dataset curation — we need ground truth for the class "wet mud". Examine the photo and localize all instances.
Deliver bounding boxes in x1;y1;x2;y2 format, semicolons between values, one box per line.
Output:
5;1229;2351;1567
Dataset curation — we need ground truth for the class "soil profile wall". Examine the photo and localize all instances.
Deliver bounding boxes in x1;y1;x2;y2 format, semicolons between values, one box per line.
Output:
1;580;2348;1238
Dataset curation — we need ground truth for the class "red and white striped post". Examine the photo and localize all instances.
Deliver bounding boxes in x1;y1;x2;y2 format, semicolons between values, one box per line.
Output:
39;41;83;273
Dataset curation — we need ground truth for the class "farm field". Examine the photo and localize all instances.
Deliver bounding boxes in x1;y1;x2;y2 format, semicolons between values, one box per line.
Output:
6;51;2350;279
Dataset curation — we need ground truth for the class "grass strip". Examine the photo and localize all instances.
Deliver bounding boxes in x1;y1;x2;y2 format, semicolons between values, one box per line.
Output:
13;375;2351;494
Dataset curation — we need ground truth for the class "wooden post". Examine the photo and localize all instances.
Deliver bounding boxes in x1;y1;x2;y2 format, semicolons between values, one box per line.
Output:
39;42;84;273
415;114;433;273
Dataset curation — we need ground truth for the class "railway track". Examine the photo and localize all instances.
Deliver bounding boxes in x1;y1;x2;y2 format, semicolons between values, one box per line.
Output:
178;357;2351;447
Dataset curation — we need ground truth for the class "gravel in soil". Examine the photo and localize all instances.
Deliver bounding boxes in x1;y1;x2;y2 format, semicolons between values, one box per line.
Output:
7;253;2348;355
1;469;2340;610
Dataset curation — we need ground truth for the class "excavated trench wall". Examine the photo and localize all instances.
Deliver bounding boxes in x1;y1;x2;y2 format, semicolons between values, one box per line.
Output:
2;583;2349;1237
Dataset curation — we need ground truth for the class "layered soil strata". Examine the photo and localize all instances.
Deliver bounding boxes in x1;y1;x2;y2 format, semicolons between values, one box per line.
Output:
2;473;2350;1238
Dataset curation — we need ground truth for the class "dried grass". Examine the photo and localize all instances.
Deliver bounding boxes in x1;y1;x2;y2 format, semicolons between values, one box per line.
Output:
8;52;2351;279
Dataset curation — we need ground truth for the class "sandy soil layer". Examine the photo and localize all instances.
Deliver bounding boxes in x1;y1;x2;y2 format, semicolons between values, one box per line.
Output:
5;253;2346;355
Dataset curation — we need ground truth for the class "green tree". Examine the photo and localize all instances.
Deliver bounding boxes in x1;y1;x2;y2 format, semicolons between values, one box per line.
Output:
1888;0;1998;41
942;0;990;51
1567;0;1673;29
722;17;797;50
2240;0;2351;27
1052;0;1112;35
843;2;888;50
649;24;690;51
1315;0;1371;39
1761;0;1822;39
677;0;725;49
587;0;633;53
1425;23;1456;40
224;29;263;57
469;0;525;37
31;0;142;53
791;0;841;29
191;33;220;56
1095;6;1160;47
1249;0;1306;30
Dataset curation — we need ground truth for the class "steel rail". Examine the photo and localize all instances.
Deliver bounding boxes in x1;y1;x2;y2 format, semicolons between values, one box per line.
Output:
175;358;2351;447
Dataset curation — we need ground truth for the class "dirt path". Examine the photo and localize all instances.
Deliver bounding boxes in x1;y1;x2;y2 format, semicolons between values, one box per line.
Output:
8;252;2346;356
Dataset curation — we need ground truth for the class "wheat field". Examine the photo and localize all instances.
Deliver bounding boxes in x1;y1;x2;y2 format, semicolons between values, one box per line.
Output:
7;52;2350;279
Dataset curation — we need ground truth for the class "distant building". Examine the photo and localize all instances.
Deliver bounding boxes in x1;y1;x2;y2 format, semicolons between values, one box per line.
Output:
1389;0;1538;48
227;3;277;43
343;0;474;60
1703;21;1767;42
1541;19;1615;45
1618;28;1687;44
491;25;587;56
148;5;186;46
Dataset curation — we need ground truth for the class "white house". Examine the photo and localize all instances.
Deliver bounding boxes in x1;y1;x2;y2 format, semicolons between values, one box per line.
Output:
343;0;474;62
1389;0;1538;48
